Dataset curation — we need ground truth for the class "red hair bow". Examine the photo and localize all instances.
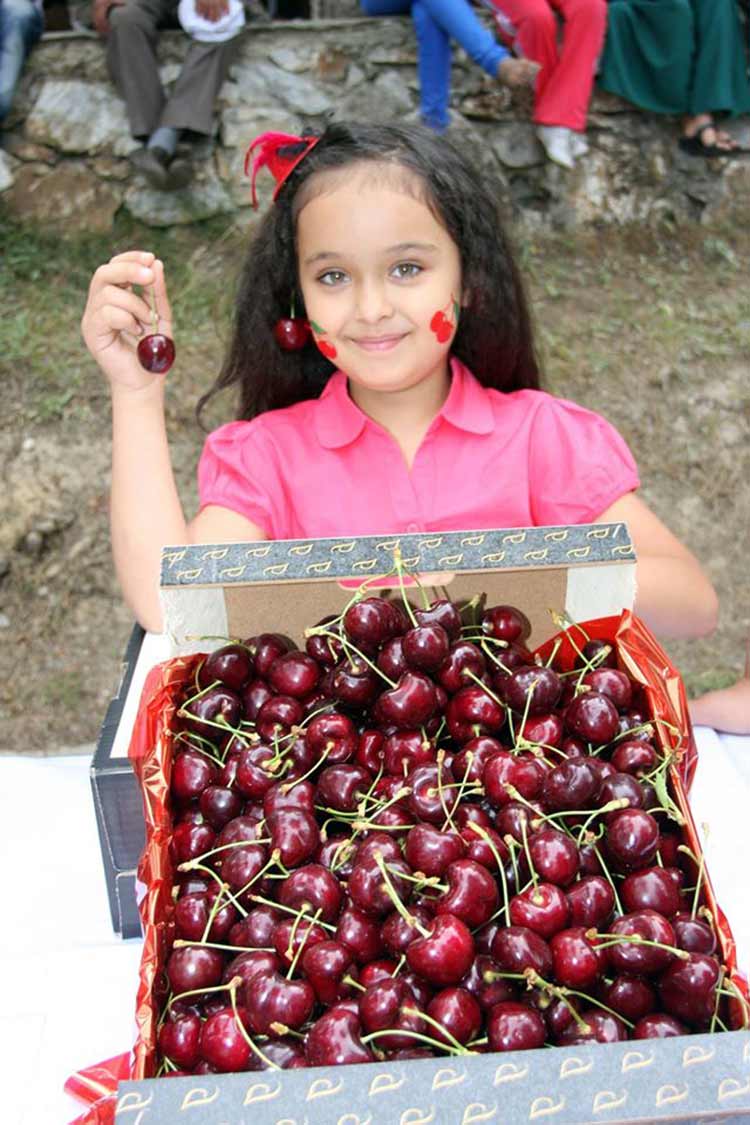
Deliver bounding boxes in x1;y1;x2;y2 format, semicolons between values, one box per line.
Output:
244;131;320;207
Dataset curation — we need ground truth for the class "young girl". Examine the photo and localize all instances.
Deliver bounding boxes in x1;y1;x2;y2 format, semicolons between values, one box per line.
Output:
81;121;718;638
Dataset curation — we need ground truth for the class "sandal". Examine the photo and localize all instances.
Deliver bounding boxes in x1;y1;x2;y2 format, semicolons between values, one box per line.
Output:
679;121;748;158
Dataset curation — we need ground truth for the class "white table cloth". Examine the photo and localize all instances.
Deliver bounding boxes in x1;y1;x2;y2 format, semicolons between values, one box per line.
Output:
1;729;748;1125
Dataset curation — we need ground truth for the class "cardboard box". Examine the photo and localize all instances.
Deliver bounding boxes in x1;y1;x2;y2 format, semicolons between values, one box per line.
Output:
117;1028;750;1122
91;624;175;938
110;522;750;1120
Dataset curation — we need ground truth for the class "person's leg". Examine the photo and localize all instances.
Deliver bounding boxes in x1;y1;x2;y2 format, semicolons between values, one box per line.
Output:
536;0;605;132
411;0;452;130
107;0;170;139
688;0;750;120
0;0;44;123
490;0;558;106
420;0;506;79
360;0;412;13
160;37;237;137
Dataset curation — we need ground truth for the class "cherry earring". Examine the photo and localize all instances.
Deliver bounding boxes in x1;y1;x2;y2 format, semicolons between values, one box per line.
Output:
273;294;310;351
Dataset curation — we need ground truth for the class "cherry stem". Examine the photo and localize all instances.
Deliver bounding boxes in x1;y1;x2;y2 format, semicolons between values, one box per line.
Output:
465;821;511;925
166;978;233;1014
149;285;159;335
178;837;268;871
319;628;397;689
709;966;726;1034
524;970;591;1034
588;930;689;960
173;728;227;768
445;751;475;830
200;883;232;944
173;939;274;954
391;953;406;977
520;817;538;889
393;546;420;626
435;749;457;832
374;852;429;938
574;798;630;846
389;863;446;893
360;1027;474;1057
227;979;280;1070
403;1006;468;1053
285;906;322;980
505;833;520;889
463;668;507;713
678;840;707;918
281;744;330;793
184;862;248;918
234;850;284;903
249;894;336;932
589;841;624;915
343;975;366;993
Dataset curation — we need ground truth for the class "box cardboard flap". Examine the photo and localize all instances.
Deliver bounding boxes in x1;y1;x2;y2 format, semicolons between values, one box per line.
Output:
159;523;635;654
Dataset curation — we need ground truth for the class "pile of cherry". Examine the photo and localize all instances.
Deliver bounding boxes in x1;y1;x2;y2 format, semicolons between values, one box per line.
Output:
157;594;746;1077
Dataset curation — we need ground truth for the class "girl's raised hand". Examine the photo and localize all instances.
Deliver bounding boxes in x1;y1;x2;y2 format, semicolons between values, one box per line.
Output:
81;251;174;392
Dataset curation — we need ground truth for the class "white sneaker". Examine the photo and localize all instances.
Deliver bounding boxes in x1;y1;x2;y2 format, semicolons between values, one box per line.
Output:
536;125;576;169
570;131;589;157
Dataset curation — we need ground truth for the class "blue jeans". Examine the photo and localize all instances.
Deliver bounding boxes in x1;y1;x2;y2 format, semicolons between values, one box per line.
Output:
361;0;507;130
0;0;43;122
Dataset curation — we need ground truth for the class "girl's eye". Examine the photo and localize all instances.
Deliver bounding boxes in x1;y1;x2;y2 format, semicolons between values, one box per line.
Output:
392;262;422;279
318;269;348;286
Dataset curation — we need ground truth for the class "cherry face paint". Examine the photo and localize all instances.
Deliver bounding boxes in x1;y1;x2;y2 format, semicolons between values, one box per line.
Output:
429;296;460;343
310;319;337;360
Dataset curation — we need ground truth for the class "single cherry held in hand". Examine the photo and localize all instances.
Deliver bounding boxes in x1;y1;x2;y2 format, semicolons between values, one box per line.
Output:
137;285;175;374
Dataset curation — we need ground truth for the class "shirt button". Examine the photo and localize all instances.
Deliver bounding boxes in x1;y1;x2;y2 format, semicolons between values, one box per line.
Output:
406;522;421;533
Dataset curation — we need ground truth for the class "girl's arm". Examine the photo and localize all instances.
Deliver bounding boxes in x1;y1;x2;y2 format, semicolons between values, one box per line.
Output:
82;252;265;633
595;492;718;639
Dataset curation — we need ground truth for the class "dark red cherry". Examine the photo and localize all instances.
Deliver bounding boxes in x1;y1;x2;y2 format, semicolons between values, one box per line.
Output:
658;953;721;1026
565;691;619;744
427;987;482;1046
158;1013;201;1069
566;875;615;928
502;666;562;715
607;910;677;975
198;1009;252;1072
486;1001;546;1051
550;926;607;990
415;598;462;639
606;808;660;870
581;668;633;710
633;1012;688;1038
671;912;717;955
600;975;657;1022
402;624;450;672
305;1007;373;1066
509;882;569;939
274;316;310;350
137;332;175;374
621;867;683;916
481;605;530;643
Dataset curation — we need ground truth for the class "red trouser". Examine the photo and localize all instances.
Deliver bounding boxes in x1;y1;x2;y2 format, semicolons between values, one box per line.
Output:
489;0;606;130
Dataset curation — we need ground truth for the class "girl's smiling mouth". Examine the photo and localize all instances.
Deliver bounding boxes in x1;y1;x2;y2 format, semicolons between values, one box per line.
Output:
352;333;408;352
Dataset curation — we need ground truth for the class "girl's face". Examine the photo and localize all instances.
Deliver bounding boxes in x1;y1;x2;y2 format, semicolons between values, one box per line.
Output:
296;163;463;402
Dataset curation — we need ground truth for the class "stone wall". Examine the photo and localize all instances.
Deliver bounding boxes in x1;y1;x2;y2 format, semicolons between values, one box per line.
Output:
3;14;750;229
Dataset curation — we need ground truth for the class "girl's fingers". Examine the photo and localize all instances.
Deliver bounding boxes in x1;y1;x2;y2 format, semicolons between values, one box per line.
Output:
101;305;145;340
98;283;153;328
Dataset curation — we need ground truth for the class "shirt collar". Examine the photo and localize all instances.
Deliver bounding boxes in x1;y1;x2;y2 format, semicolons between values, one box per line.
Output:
313;358;495;450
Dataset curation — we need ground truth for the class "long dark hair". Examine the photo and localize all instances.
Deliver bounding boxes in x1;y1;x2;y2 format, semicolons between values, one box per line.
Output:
198;121;541;425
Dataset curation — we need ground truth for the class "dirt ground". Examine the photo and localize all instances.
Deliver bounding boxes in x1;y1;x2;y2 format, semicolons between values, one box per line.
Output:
1;210;748;754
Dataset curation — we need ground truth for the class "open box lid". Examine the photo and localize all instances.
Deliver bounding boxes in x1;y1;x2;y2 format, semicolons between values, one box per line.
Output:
158;523;636;655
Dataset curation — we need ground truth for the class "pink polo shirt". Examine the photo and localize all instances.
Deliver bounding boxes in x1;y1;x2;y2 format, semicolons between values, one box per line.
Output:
197;359;639;539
